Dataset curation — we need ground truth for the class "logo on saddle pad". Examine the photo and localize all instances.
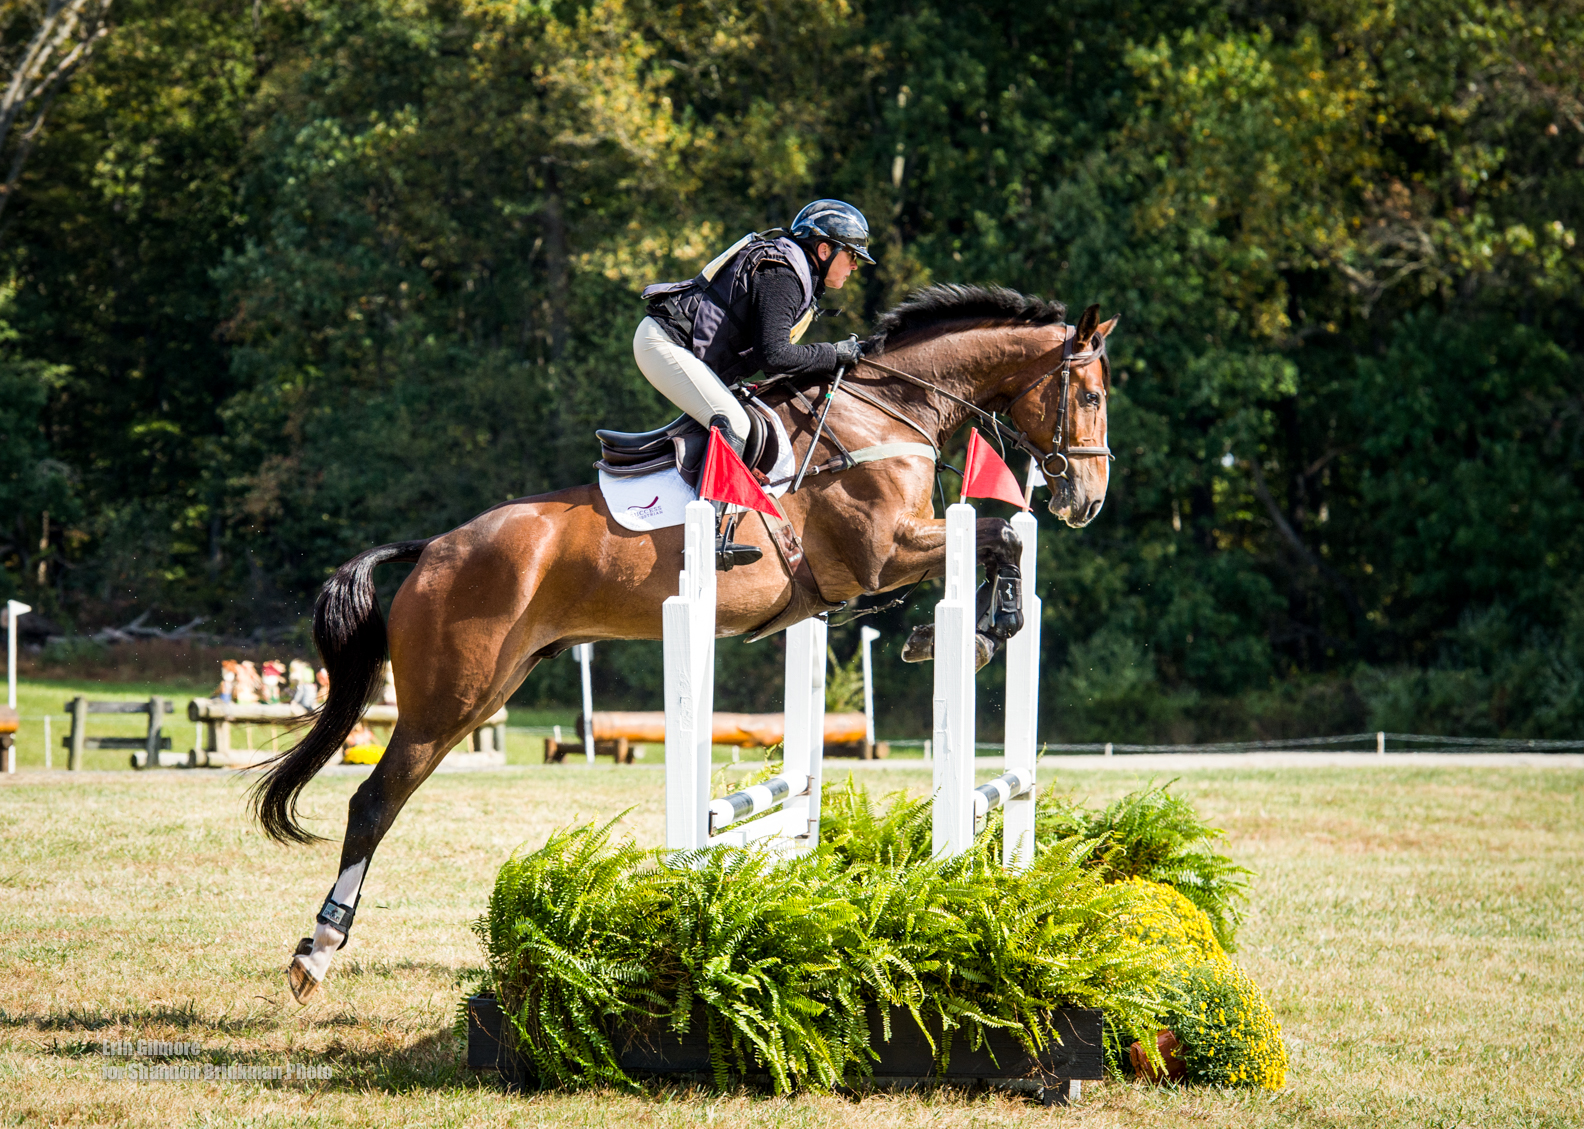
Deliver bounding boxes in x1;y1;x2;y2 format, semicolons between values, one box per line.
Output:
628;495;664;520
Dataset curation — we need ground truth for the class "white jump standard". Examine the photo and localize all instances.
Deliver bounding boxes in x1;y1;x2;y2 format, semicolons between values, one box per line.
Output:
664;499;826;855
932;500;1039;866
664;495;1039;867
985;507;1040;869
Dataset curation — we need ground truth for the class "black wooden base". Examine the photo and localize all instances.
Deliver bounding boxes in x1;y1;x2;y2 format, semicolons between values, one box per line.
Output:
464;993;1102;1105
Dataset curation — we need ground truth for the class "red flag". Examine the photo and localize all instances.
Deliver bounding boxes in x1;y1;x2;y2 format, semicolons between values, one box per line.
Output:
961;428;1027;508
699;427;783;517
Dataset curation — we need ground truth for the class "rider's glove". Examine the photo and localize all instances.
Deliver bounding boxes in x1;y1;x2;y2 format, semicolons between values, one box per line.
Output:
833;335;864;369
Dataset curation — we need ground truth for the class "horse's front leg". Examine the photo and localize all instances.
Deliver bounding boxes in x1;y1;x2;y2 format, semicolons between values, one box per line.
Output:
974;518;1025;643
900;517;1024;668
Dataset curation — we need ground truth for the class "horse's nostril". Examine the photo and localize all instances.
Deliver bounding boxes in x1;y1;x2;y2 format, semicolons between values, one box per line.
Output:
1084;499;1104;522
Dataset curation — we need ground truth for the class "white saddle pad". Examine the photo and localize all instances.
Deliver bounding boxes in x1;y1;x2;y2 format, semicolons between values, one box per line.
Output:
600;466;698;532
598;401;795;532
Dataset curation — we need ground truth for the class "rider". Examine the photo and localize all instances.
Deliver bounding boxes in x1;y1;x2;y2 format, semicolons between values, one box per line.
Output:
635;200;874;568
636;199;873;455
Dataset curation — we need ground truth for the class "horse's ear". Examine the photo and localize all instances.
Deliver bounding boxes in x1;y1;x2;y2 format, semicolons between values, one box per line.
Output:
1096;313;1120;340
1075;303;1100;344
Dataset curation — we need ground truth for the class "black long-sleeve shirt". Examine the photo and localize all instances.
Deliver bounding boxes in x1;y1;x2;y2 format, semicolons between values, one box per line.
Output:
750;263;839;380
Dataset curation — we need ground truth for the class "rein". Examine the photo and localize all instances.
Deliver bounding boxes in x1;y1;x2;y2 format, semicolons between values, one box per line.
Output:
854;324;1112;481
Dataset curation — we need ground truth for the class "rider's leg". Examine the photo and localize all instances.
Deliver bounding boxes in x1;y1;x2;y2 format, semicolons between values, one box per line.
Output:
633;318;751;445
632;318;760;569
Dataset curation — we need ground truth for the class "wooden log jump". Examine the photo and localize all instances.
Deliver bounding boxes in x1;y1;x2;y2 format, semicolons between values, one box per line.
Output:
187;699;509;768
543;710;887;763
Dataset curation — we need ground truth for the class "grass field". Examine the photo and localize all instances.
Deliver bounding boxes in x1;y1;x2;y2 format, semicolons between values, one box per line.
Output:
1;761;1579;1127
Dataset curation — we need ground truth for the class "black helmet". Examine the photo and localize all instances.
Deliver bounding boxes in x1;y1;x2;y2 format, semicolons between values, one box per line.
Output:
790;199;876;264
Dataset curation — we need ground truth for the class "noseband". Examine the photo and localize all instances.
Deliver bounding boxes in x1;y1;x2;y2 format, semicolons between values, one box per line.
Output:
855;322;1112;482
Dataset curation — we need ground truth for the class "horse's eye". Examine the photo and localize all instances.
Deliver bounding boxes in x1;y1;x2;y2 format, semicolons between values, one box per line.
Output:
1083;390;1102;407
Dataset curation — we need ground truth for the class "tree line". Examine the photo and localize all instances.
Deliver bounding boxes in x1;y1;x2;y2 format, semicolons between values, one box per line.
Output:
2;0;1581;739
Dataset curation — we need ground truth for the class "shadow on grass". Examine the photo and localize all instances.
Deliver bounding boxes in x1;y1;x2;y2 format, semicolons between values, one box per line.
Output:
12;1003;521;1097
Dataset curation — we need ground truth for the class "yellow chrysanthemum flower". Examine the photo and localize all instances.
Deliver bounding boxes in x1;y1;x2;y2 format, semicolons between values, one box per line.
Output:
1121;879;1288;1089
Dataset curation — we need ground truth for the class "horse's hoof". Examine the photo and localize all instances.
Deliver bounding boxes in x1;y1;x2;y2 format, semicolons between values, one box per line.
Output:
288;954;323;1004
901;624;934;663
973;633;998;671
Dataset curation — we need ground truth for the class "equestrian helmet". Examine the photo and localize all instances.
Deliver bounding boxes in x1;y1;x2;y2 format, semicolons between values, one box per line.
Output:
790;199;876;264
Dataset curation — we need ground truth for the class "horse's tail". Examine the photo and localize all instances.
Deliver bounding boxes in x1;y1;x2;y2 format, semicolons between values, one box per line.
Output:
250;538;433;844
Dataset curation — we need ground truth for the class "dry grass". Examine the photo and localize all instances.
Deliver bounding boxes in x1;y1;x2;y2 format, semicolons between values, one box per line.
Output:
0;761;1579;1127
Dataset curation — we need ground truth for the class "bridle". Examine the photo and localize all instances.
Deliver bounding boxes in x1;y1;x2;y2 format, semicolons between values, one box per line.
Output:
854;322;1112;481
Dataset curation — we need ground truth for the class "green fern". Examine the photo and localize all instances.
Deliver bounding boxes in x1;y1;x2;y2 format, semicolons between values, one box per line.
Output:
477;785;1174;1094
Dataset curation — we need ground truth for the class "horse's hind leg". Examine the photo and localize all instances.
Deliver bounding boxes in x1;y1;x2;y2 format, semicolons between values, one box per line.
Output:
287;722;463;1001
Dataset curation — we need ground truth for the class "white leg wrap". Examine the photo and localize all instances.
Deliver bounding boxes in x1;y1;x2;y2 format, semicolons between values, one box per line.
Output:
302;860;366;982
633;317;751;437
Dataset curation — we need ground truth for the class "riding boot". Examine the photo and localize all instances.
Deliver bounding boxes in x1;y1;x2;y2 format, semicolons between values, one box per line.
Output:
707;415;764;571
708;413;747;457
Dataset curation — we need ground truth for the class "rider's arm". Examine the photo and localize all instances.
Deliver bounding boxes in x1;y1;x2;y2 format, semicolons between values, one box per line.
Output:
751;265;839;379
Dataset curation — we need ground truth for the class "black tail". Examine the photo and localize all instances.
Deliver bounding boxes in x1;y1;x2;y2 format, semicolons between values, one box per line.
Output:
250;539;432;844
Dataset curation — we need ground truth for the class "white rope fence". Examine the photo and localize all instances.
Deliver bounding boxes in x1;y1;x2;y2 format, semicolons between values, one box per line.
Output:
885;731;1584;755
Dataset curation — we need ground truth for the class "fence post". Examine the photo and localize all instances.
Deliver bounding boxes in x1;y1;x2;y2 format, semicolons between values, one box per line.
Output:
6;598;28;710
68;696;87;771
859;625;880;755
933;502;977;858
664;501;717;852
1002;510;1041;870
143;697;166;769
576;644;596;764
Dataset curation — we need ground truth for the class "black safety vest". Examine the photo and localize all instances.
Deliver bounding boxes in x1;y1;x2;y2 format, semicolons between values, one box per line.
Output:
642;234;817;385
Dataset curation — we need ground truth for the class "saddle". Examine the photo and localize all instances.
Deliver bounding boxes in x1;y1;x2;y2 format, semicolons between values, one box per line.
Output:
595;404;779;487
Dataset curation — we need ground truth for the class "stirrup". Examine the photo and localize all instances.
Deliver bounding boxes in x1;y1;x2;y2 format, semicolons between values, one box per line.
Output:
716;539;763;571
714;509;762;572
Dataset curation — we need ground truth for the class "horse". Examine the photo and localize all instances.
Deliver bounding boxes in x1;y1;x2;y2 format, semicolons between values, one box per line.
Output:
253;283;1118;1002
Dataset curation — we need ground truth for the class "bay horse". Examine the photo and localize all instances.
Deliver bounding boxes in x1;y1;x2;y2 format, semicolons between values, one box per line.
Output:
254;284;1118;1002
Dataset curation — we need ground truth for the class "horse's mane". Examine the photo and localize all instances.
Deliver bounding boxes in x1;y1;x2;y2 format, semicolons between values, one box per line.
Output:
864;284;1067;355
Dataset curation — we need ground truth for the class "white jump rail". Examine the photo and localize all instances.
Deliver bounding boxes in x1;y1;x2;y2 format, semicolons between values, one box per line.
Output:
664;500;826;856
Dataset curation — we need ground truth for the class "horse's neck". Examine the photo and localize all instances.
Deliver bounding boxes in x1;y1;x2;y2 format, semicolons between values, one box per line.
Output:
882;324;1063;438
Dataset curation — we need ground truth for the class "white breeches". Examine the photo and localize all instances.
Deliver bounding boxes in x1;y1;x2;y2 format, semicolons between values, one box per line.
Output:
633;316;750;437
